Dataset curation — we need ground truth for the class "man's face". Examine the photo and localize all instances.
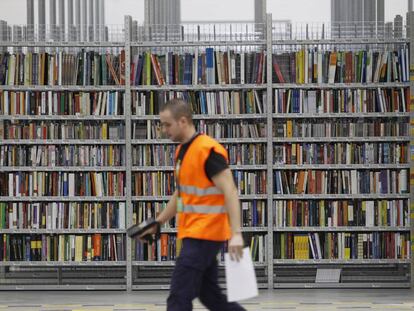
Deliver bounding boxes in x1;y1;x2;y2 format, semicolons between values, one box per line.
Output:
160;109;183;142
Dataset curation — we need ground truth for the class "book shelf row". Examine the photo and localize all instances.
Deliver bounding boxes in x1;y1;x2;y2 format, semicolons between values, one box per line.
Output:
0;232;410;263
0;47;410;86
0;88;410;116
0;199;409;230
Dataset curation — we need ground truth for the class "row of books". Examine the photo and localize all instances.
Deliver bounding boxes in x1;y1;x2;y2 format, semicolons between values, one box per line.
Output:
1;48;409;86
0;91;125;116
133;200;267;229
273;232;411;260
272;48;410;84
132;144;175;167
131;50;265;86
134;233;180;261
132;171;268;196
134;233;266;263
3;142;405;168
233;171;267;195
132;90;265;116
0;87;408;116
273;88;409;114
132;120;266;140
273;142;408;165
0;145;125;167
0;51;124;86
2;172;126;196
273;169;408;195
0;202;126;230
0;142;269;167
0;234;125;261
273;200;409;227
241;201;267;227
133;202;175;229
0;121;125;140
132;172;175;196
273;120;408;138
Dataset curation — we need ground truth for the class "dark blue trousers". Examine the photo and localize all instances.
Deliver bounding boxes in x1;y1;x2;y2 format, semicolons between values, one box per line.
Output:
167;238;246;311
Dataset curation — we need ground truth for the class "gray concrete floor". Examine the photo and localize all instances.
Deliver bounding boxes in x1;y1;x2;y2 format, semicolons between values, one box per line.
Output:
0;289;413;310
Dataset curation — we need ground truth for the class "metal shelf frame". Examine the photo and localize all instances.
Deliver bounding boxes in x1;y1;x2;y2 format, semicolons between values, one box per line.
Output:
0;13;411;291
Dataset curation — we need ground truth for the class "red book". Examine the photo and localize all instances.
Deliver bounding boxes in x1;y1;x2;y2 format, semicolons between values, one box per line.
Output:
272;57;286;83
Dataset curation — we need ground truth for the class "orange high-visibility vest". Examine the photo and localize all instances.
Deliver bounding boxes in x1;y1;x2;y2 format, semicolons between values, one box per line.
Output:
175;134;231;241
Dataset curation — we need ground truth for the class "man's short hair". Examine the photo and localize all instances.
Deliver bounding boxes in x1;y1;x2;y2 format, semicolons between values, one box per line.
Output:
160;99;193;124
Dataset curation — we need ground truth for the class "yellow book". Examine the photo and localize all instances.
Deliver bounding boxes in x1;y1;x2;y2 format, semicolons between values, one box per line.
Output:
109;145;113;166
344;233;351;259
86;235;92;261
286;120;293;137
303;235;310;260
75;236;83;262
102;123;108;139
145;52;151;86
320;201;325;227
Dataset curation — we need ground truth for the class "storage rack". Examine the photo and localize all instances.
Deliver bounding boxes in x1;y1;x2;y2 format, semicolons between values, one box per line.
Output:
0;13;411;290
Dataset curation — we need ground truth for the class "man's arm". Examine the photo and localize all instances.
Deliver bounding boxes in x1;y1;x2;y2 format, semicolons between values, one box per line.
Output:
156;189;178;225
211;168;244;261
137;190;178;240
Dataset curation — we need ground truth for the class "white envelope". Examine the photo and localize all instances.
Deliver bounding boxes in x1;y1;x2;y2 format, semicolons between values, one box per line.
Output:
224;247;259;302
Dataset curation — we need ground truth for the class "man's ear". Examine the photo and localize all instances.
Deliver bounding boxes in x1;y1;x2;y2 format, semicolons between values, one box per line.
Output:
179;116;188;126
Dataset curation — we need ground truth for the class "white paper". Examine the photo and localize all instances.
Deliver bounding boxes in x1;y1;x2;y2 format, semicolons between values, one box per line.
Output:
224;247;259;302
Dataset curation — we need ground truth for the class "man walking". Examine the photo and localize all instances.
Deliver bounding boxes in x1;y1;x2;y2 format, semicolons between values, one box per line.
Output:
138;98;247;311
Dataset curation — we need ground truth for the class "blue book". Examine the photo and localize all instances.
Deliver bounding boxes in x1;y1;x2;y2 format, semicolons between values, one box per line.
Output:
197;55;202;84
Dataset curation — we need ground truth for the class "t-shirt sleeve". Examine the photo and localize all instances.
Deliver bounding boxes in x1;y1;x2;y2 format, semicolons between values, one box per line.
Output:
204;148;229;181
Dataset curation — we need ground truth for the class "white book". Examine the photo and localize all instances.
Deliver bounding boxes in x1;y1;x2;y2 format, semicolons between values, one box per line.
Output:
332;202;338;227
253;90;263;114
307;90;317;114
231;52;236;82
400;88;406;112
69;173;75;196
317;52;323;84
308;234;316;259
8;173;14;196
165;53;169;85
7;55;16;86
348;203;354;224
351;170;358;194
314;233;322;259
404;47;409;82
373;52;382;83
240;52;245;84
118;202;126;229
3;91;8;115
399;169;407;193
193;47;198;85
258;235;264;263
366;201;374;227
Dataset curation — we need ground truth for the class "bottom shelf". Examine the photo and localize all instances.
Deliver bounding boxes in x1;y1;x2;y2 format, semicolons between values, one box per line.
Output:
273;262;411;288
132;265;269;289
0;284;127;290
0;266;127;290
273;282;411;288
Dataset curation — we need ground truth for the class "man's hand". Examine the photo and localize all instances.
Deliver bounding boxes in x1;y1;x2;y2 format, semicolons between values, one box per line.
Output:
136;224;158;243
228;232;244;261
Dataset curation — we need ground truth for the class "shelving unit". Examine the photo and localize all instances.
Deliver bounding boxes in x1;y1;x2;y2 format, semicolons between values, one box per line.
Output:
0;13;411;290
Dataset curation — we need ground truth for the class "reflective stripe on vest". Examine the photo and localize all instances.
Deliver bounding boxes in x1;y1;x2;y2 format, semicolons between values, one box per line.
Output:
182;204;226;214
180;185;223;196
